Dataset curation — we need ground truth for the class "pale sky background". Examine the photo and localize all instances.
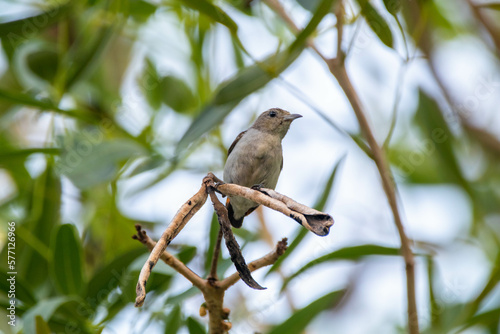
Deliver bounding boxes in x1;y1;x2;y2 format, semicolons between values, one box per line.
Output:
1;0;499;333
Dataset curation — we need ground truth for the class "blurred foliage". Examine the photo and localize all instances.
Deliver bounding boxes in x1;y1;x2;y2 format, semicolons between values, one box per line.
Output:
0;0;499;333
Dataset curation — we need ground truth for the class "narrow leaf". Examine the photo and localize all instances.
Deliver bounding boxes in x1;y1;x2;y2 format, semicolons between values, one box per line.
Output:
383;0;401;16
290;0;338;53
86;247;146;301
0;4;70;43
52;224;85;295
22;297;73;334
355;0;394;48
282;245;402;290
181;0;238;32
35;316;52;334
186;316;207;334
164;304;183;334
267;290;345;334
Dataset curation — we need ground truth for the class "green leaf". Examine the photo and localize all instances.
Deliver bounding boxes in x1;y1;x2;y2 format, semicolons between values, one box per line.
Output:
86;247;146;302
35;315;52;334
60;138;147;189
139;58;162;110
0;271;37;306
27;50;59;83
282;245;402;290
205;213;221;273
19;163;61;288
51;224;85;295
22;296;73;334
181;0;238;33
267;290;345;334
0;4;71;44
355;0;393;48
161;75;197;113
186;316;207;334
477;3;500;10
290;0;338;53
296;0;323;12
382;0;401;16
267;156;344;276
413;90;468;190
164;304;183;334
176;47;302;153
129;0;158;22
177;245;198;264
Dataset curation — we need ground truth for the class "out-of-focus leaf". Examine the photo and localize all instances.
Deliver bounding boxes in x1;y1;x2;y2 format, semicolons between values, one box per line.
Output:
161;75;197;113
182;0;238;32
0;147;60;159
35;315;52;334
0;88;99;123
19;163;61;288
205;213;221;273
290;0;337;53
186;316;207;334
413;90;469;191
129;0;157;22
0;271;37;306
177;245;197;264
349;132;374;159
64;26;114;90
282;245;402;290
477;3;500;10
177;47;302;153
60;138;147;189
463;308;500;331
355;0;394;48
86;247;146;302
296;0;323;12
267;156;344;276
22;296;73;334
0;4;71;43
27;50;59;83
383;0;401;15
139;58;162;110
164;304;183;334
51;224;85;295
267;290;345;334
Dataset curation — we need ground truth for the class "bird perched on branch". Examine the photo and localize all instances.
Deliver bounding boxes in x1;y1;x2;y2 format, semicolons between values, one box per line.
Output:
223;108;302;228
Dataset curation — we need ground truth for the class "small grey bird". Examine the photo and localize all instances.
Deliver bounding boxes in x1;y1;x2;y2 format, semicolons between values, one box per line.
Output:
223;108;302;228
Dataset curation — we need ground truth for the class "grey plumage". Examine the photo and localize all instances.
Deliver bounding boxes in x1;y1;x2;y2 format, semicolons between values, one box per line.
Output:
223;108;302;227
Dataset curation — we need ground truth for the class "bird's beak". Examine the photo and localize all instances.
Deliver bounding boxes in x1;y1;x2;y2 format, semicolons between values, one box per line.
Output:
284;114;303;121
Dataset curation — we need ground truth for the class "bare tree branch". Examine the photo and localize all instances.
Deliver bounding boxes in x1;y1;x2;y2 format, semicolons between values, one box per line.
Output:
132;225;206;290
135;181;208;307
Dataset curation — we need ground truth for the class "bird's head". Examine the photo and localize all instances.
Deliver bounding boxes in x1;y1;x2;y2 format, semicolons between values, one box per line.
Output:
251;108;302;138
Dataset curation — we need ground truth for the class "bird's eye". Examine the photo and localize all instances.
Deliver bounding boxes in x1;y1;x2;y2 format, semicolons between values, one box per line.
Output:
269;111;277;117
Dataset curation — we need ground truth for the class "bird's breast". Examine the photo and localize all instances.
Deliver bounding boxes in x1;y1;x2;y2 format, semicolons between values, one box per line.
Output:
223;130;283;189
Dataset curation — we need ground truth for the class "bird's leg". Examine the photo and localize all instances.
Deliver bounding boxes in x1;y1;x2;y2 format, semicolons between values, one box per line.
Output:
206;172;226;196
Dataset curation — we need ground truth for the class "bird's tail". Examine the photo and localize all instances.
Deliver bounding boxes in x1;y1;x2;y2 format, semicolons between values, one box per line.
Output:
226;198;244;228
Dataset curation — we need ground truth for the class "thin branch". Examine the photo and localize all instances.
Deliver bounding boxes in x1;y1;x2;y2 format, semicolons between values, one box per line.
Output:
135;181;208;307
208;227;223;282
262;2;419;333
466;0;500;53
132;225;206;290
219;238;288;290
327;63;419;334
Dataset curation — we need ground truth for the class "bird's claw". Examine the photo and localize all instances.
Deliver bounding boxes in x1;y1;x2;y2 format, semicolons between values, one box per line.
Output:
251;184;264;191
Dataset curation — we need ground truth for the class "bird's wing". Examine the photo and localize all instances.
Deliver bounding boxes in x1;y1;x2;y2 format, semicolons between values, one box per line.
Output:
227;130;247;157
